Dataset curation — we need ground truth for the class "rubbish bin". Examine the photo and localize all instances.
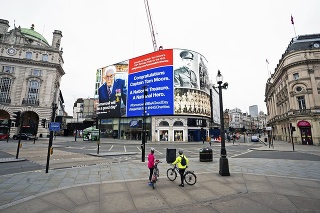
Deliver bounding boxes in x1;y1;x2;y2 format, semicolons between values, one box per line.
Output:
199;147;213;162
166;148;176;163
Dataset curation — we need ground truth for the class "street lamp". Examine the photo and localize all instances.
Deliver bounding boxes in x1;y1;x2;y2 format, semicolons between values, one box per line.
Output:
214;70;230;176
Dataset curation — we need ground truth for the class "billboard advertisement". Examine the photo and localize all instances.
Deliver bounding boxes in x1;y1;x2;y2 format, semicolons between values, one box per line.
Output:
97;48;211;119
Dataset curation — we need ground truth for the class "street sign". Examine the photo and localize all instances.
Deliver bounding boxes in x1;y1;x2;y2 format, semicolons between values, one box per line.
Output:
49;122;60;131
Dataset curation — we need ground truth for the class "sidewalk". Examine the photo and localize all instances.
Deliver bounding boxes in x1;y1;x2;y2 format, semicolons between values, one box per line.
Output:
0;139;319;212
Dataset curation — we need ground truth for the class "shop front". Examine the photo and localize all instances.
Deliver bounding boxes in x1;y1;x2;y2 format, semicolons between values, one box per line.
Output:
119;117;151;140
297;120;313;145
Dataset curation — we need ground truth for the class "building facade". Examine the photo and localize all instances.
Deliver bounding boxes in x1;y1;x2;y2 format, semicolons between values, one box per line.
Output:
249;105;258;117
265;34;320;145
0;19;65;138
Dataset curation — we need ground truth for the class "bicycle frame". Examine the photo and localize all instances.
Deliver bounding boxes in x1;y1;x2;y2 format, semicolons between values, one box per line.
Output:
167;164;197;185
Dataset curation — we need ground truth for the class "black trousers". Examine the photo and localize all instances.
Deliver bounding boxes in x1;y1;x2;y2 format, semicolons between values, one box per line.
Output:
179;168;185;184
149;168;154;181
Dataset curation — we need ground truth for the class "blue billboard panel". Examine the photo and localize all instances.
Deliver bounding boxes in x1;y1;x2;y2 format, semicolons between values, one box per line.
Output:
127;66;174;116
96;48;211;118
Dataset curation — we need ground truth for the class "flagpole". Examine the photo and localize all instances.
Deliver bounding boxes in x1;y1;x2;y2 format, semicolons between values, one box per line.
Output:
266;59;271;78
291;15;297;38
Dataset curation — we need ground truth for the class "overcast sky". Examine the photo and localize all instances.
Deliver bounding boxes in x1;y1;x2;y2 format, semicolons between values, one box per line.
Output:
2;0;320;115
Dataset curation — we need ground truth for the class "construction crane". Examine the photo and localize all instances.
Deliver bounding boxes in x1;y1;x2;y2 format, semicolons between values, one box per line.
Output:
144;0;161;51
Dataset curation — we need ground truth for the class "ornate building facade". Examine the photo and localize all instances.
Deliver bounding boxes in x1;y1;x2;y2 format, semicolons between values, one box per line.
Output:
0;19;65;137
265;34;320;145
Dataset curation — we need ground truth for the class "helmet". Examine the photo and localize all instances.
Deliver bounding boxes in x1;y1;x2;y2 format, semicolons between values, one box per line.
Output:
178;149;183;155
151;148;155;153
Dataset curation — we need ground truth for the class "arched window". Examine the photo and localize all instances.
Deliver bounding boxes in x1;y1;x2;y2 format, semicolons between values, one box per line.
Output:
159;121;169;126
27;80;40;104
0;77;11;103
26;52;32;59
173;121;184;126
42;54;48;61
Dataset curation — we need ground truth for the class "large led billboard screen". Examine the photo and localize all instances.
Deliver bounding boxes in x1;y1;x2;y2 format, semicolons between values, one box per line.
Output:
97;48;211;119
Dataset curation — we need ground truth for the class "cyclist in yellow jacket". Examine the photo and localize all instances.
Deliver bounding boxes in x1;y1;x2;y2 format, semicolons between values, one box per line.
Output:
172;149;189;187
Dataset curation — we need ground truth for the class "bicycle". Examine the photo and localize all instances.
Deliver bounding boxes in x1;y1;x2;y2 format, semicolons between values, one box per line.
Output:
150;160;161;189
166;164;197;185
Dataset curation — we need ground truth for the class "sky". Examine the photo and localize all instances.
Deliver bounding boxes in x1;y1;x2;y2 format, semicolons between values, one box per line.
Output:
2;0;320;115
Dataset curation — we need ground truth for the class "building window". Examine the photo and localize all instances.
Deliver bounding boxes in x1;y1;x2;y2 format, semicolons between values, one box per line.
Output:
296;86;302;92
0;77;11;103
42;54;48;61
159;121;169;126
174;130;183;141
2;66;14;73
173;121;183;126
26;52;32;59
27;80;40;104
32;69;42;76
297;96;306;110
159;130;168;141
293;73;299;80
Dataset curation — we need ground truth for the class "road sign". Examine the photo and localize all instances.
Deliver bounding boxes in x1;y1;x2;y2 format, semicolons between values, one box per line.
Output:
49;122;60;131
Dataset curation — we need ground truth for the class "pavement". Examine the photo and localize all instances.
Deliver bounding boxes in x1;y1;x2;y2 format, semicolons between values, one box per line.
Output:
0;138;319;213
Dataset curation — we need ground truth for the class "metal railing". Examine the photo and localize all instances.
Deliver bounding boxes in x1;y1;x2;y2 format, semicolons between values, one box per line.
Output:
0;97;11;104
22;98;39;106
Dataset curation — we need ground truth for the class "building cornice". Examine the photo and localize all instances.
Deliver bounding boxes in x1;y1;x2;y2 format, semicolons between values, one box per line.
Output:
0;56;65;76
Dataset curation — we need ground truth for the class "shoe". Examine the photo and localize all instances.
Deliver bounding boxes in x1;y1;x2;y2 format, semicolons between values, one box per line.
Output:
179;184;184;187
148;182;153;186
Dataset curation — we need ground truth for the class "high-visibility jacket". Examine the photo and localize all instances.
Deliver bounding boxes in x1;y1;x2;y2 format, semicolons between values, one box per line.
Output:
172;154;189;169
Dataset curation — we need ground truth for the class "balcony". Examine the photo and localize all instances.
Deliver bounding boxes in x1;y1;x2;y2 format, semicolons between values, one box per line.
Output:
22;98;39;106
292;109;311;115
0;97;11;104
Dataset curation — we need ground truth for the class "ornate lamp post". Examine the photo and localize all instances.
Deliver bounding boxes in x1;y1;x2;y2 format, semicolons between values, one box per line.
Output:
214;70;230;176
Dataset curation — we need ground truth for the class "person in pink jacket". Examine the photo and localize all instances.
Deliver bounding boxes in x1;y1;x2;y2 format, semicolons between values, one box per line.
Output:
148;148;155;185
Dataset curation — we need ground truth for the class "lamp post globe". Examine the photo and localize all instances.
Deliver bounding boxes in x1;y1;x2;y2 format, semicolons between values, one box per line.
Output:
216;70;223;83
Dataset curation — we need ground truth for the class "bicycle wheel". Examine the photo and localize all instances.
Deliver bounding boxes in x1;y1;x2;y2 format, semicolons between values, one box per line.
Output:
184;171;197;185
167;168;177;181
154;167;159;177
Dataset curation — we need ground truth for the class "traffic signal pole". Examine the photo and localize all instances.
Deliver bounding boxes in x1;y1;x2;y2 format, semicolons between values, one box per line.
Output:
15;113;24;159
46;103;57;173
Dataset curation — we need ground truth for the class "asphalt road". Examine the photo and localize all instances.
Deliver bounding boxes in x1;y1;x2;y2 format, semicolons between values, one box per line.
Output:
234;149;320;161
0;137;271;176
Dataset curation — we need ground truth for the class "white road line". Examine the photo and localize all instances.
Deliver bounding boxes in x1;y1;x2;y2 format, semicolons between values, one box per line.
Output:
155;150;162;155
109;145;113;151
124;146;127;152
231;149;253;158
137;147;141;152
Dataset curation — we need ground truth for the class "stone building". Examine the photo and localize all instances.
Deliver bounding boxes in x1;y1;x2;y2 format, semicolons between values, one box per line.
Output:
265;34;320;145
0;19;65;137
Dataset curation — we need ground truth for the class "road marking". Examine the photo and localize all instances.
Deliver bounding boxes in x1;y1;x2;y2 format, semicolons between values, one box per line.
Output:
124;146;127;152
109;145;113;151
231;149;253;158
155;150;162;155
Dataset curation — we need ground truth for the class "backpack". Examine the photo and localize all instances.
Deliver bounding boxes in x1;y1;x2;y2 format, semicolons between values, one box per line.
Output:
180;155;186;166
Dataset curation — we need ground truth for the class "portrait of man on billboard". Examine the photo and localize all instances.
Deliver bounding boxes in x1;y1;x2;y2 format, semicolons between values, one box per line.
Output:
98;65;127;117
174;50;198;89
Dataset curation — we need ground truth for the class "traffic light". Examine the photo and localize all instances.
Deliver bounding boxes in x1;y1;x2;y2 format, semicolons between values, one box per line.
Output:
12;111;21;127
8;119;11;128
41;119;46;128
